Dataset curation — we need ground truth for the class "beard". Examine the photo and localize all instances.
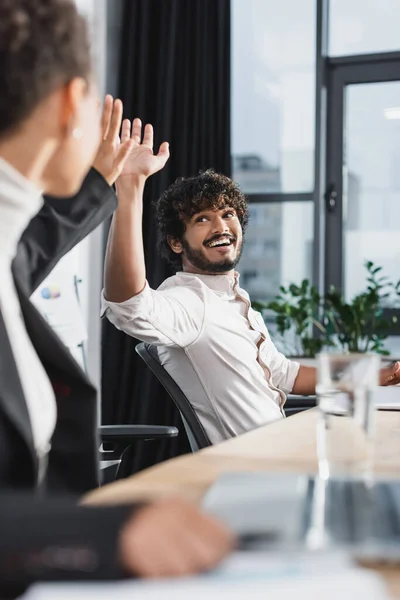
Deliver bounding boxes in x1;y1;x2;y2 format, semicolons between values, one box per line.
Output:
181;237;244;274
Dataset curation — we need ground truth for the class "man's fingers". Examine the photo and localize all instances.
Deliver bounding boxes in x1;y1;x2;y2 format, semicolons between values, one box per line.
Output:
142;123;154;149
120;119;131;144
381;361;400;385
158;141;170;158
387;361;400;378
100;94;113;139
155;142;170;170
390;361;400;384
108;98;124;142
131;118;142;142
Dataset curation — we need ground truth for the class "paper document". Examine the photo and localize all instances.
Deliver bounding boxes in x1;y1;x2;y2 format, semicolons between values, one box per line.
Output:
373;386;400;410
22;551;388;600
31;267;87;349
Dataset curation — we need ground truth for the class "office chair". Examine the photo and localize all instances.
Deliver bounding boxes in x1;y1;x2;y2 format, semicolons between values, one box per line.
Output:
284;394;317;416
99;423;178;482
135;342;316;451
135;342;211;452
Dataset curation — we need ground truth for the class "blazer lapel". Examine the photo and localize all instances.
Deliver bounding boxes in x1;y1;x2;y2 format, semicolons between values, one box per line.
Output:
0;309;35;455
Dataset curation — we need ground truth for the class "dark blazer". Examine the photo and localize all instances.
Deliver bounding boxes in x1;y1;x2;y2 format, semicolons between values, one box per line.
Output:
0;168;135;597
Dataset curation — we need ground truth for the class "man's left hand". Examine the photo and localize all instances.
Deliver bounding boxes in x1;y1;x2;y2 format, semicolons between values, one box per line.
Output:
380;361;400;386
92;95;134;186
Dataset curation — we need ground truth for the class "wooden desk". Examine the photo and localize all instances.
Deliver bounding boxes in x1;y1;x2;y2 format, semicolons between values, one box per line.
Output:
86;409;400;597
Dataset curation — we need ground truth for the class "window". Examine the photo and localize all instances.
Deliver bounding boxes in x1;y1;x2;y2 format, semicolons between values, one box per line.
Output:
238;202;314;303
343;81;400;306
329;0;400;57
231;0;316;194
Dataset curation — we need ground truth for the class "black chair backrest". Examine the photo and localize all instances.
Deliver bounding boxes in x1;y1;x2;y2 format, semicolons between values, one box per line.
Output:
135;342;211;452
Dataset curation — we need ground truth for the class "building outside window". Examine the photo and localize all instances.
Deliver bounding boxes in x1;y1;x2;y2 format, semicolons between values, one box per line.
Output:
232;0;400;355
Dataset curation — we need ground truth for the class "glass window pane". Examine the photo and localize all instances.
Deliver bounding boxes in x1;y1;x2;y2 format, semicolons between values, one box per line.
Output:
329;0;400;57
238;202;314;303
344;81;400;307
231;0;316;194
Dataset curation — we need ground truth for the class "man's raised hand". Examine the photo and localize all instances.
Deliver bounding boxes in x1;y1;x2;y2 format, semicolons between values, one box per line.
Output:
117;118;170;181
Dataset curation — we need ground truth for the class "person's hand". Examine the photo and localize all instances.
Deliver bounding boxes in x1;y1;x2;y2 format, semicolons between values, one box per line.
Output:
117;118;170;182
92;95;135;186
380;361;400;386
118;497;235;578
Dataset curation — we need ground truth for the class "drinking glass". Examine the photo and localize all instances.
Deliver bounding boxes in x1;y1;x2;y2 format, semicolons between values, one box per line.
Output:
316;353;380;482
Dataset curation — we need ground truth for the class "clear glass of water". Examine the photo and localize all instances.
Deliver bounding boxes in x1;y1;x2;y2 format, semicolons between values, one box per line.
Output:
316;353;380;482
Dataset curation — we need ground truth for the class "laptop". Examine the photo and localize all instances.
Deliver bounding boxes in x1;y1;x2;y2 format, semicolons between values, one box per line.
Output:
203;472;400;558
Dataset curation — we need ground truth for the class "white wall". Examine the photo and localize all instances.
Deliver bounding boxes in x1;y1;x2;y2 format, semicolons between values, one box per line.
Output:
74;0;107;394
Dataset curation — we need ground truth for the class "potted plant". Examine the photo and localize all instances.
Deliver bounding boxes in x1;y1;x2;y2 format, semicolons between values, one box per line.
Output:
253;261;399;358
252;279;331;358
324;262;398;356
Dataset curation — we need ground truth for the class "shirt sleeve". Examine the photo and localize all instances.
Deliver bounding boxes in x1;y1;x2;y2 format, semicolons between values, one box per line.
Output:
266;345;300;395
255;315;300;395
14;168;116;296
0;492;135;597
101;282;205;348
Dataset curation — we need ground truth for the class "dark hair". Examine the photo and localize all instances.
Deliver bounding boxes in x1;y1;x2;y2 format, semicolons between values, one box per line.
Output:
0;0;92;137
155;169;249;269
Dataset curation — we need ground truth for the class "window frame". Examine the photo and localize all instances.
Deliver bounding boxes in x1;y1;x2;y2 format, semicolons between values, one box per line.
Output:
234;0;400;335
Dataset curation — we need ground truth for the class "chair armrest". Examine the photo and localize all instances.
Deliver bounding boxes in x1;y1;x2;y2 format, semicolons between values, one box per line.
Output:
99;424;179;443
285;394;317;409
284;395;317;416
99;425;179;483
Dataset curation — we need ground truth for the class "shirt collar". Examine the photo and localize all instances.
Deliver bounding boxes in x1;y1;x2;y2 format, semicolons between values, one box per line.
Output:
0;157;44;262
177;271;241;296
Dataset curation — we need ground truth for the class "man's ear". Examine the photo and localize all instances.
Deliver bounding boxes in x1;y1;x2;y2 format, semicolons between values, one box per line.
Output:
167;236;183;254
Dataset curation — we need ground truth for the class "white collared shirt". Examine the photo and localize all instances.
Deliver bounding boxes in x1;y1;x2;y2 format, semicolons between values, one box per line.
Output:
0;157;56;460
102;271;300;443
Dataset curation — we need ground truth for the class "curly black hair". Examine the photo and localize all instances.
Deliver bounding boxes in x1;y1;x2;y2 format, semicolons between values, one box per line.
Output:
154;169;249;270
0;0;91;137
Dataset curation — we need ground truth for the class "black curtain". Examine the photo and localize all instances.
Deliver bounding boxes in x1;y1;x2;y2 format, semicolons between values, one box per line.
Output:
101;0;231;476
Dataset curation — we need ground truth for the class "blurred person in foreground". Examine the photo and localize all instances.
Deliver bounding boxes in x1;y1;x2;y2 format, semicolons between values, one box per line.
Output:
0;0;234;596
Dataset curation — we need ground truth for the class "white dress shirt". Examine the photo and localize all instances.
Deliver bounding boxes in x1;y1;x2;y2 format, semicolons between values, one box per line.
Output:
102;271;300;443
0;157;56;460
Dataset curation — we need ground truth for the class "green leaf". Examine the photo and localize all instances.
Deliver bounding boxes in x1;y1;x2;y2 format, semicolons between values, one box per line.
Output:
267;301;283;313
300;279;309;294
289;283;301;296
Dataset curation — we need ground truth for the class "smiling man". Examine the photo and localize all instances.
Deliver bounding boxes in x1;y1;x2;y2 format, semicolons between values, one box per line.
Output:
102;120;400;444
